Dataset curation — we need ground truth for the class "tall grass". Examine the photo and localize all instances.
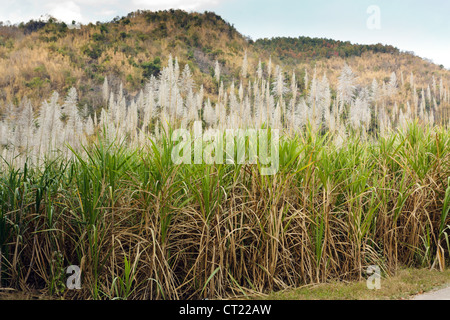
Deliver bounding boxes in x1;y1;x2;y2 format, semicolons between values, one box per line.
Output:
0;121;448;299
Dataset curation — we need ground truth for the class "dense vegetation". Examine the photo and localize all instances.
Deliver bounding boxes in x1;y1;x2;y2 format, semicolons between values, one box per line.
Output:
0;53;449;299
0;10;244;108
254;36;400;62
0;123;449;299
0;9;449;300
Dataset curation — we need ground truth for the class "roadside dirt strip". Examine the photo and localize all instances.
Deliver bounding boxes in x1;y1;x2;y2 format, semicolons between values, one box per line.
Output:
411;287;450;300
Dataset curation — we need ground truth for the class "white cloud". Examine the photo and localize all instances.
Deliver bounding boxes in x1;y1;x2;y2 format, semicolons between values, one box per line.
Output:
98;9;117;16
46;1;84;23
0;0;226;24
72;0;117;4
131;0;221;11
1;11;37;24
413;45;450;70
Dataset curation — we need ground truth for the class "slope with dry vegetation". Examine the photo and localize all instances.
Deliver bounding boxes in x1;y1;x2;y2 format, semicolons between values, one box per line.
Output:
0;9;448;111
0;10;449;300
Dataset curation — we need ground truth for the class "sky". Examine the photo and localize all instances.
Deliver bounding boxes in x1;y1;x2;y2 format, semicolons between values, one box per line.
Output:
1;0;449;69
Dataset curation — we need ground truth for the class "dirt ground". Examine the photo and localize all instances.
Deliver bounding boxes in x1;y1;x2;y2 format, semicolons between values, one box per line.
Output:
0;289;54;300
411;286;450;300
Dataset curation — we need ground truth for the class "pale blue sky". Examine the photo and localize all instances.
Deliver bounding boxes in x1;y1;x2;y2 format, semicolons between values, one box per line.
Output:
1;0;449;68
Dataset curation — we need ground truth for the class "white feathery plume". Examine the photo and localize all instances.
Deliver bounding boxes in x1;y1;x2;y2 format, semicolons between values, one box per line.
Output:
197;85;204;111
180;63;194;94
229;90;239;128
136;90;144;112
304;68;308;92
432;76;437;97
118;82;124;104
406;101;412;118
428;110;434;126
338;63;357;104
293;98;308;130
291;71;297;105
115;95;127;130
388;72;398;96
267;56;272;81
215;99;221;125
167;54;174;83
413;86;418;116
160;105;170;134
256;59;262;80
0;121;8;146
308;66;319;128
220;101;227;129
238;80;244;102
328;102;336;132
102;76;109;104
318;73;331;122
65;88;85;149
241;50;248;78
173;85;182;120
174;57;180;83
392;103;399;127
85;116;94;136
218;81;224;100
398;108;407;132
42;91;63;152
378;107;389;137
145;89;156;122
272;68;288;99
334;130;346;149
371;79;379;102
186;89;198;123
419;89;425;119
272;101;281;129
267;94;275;126
108;91;116;123
93;110;98;127
13;99;35;151
127;101;139;139
242;95;251;128
349;96;370;130
2;54;448;169
101;106;116;143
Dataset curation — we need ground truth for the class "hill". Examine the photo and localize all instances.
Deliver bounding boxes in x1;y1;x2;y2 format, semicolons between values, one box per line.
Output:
0;9;448;111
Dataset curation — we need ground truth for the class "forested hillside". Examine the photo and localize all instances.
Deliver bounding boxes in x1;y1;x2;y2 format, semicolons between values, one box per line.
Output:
0;9;448;112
